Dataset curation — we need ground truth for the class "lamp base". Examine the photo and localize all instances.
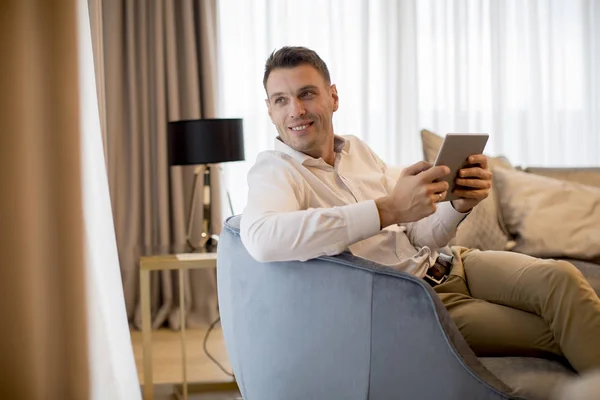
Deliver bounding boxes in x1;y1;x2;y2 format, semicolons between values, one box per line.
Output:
186;234;218;253
185;165;218;253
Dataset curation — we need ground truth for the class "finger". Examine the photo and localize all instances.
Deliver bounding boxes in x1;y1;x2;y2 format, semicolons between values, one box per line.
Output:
455;178;492;190
420;165;451;182
466;154;488;169
458;167;493;179
428;181;450;194
430;190;447;204
452;188;490;200
401;160;433;177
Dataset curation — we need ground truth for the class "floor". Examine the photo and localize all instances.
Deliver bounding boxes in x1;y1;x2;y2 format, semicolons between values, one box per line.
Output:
130;327;241;399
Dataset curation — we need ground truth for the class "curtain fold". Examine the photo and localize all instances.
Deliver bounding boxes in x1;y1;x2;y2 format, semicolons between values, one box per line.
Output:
87;0;108;160
96;0;221;329
82;0;141;398
0;1;88;398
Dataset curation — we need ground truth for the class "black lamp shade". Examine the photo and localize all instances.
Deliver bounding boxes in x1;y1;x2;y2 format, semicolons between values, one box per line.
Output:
168;118;245;165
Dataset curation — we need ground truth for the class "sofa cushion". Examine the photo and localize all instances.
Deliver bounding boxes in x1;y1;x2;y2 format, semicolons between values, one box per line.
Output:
479;357;575;400
421;129;513;251
525;167;600;189
494;167;600;260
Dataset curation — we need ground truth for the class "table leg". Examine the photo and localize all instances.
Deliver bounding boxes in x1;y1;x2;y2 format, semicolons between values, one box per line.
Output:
141;268;153;400
179;268;188;400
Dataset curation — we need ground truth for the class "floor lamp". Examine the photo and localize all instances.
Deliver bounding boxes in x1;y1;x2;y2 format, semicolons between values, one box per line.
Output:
168;118;244;252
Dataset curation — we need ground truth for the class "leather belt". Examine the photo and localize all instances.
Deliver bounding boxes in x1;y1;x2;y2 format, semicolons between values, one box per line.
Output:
423;253;453;287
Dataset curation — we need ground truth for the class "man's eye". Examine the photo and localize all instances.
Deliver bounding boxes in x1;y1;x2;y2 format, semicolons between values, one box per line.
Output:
274;97;285;104
300;91;316;98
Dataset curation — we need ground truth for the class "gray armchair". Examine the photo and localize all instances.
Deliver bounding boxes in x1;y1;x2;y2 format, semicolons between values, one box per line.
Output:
217;216;575;400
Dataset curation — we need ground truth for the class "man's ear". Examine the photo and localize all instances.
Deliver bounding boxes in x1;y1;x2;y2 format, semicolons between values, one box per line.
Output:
330;84;339;112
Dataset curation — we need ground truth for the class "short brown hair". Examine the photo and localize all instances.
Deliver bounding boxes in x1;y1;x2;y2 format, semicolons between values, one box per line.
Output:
263;46;331;90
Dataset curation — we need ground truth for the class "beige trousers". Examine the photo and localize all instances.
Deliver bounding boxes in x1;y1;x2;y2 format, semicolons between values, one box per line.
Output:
435;247;600;373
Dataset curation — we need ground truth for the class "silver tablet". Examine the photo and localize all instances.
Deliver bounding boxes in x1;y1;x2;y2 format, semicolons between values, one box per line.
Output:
433;133;489;202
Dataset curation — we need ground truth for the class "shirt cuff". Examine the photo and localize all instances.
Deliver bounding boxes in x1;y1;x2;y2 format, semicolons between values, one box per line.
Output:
339;200;381;244
437;201;471;228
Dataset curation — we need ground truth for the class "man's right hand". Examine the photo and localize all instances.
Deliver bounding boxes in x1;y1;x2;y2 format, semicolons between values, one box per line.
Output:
375;161;451;228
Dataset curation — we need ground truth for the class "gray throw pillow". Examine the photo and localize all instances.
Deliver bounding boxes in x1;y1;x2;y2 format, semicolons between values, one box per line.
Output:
420;129;513;251
494;167;600;260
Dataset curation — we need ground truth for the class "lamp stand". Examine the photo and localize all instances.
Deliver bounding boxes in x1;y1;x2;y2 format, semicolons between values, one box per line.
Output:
185;165;217;252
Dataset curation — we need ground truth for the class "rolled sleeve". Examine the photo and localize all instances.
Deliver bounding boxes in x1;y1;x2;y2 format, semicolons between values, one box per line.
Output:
437;202;471;228
405;201;471;249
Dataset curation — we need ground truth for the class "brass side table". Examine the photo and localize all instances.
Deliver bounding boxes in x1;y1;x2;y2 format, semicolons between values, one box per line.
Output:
139;253;220;400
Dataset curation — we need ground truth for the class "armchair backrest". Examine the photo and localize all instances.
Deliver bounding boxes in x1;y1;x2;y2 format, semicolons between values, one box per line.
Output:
217;215;515;400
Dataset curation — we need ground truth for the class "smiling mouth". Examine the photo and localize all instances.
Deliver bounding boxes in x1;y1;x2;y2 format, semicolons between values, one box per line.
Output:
288;122;313;132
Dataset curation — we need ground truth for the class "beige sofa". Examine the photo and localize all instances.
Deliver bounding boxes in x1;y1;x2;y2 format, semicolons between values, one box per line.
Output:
420;129;600;295
415;129;600;397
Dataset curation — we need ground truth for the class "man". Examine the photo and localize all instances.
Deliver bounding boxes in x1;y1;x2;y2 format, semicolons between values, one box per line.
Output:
240;46;600;372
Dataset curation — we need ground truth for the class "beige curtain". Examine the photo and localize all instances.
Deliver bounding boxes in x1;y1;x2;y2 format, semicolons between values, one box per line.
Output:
0;0;88;398
95;0;222;329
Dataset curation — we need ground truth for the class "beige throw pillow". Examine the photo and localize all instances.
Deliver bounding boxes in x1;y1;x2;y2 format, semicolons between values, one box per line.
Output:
420;129;513;251
494;167;600;260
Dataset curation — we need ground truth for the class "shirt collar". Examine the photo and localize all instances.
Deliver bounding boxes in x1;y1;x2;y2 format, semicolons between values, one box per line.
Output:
273;135;351;166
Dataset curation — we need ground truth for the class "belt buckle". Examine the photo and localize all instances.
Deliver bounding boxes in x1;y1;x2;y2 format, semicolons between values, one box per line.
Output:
424;254;453;287
423;271;448;287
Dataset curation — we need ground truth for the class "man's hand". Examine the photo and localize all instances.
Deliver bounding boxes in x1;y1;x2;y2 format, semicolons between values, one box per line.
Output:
450;154;492;213
375;161;450;228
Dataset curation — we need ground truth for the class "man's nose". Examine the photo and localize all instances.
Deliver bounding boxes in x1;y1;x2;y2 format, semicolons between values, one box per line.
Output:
289;99;306;118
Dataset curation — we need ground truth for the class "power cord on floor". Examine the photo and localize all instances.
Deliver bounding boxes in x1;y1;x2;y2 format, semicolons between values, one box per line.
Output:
204;316;235;377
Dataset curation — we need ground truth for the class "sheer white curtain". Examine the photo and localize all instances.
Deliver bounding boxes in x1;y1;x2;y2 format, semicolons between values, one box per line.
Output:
217;0;600;213
415;0;599;166
78;0;140;398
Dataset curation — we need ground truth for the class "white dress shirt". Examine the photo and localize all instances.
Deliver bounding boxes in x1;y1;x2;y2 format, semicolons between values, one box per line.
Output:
240;135;469;278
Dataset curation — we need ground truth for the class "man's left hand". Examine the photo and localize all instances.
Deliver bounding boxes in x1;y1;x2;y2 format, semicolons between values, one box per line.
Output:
450;154;492;213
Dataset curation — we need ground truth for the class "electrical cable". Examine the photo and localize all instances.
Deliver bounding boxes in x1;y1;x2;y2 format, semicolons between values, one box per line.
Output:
203;316;235;377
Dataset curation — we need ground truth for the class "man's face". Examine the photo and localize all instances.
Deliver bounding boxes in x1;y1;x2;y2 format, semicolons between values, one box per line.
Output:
265;64;339;158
